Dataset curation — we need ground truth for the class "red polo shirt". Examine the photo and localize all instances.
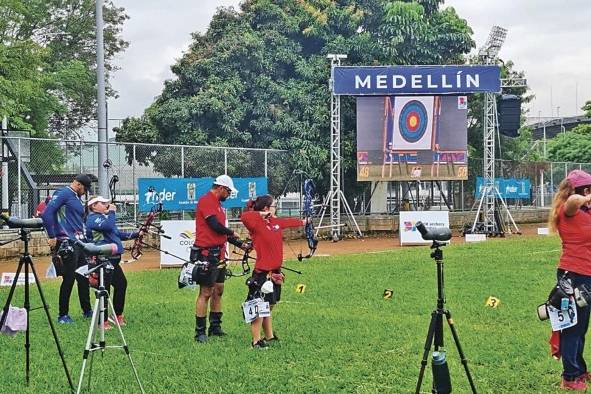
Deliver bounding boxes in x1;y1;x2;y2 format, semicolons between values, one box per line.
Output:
557;205;591;275
241;210;302;271
194;190;227;248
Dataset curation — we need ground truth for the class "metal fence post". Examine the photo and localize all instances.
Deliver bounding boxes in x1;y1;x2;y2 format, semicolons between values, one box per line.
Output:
181;146;185;178
17;138;22;216
550;162;554;195
264;150;268;178
224;149;228;175
133;144;137;223
79;140;83;173
461;180;464;211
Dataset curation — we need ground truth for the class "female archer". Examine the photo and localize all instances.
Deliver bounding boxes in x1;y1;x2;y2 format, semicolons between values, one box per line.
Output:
240;195;306;349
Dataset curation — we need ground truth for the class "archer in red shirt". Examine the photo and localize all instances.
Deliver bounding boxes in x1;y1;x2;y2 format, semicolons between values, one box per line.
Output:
192;175;250;343
240;195;305;348
548;170;591;390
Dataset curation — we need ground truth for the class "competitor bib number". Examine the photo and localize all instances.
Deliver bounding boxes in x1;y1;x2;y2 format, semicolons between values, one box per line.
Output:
548;299;578;331
242;298;271;323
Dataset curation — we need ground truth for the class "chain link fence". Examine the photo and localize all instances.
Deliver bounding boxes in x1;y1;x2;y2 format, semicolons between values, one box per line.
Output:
1;135;590;219
0;136;291;220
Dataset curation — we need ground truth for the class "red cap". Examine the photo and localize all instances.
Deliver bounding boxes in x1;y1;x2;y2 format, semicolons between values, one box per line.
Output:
566;170;591;188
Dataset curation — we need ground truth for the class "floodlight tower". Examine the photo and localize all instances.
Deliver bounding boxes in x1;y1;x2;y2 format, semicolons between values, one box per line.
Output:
476;26;507;234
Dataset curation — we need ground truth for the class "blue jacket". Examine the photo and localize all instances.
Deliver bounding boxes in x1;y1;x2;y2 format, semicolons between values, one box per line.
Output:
41;187;85;240
85;211;138;255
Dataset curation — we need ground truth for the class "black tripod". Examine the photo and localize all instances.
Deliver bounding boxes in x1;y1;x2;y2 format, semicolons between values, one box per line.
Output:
414;223;476;394
0;219;74;391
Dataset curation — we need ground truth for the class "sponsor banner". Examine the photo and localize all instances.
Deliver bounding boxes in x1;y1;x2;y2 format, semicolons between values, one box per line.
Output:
1;272;36;286
159;220;195;267
138;177;268;212
399;211;450;245
333;65;501;95
475;177;531;199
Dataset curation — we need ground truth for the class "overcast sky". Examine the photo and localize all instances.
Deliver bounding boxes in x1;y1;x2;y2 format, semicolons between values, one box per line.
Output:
108;0;591;123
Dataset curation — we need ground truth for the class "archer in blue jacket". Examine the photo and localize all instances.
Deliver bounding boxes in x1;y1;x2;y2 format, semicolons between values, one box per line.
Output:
86;196;141;328
41;174;93;324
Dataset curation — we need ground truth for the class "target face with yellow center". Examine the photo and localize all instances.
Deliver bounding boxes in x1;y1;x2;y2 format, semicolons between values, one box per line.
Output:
399;100;428;143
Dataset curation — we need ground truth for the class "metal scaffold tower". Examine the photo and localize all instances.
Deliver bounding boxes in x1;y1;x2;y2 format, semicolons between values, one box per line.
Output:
471;26;525;235
318;54;362;241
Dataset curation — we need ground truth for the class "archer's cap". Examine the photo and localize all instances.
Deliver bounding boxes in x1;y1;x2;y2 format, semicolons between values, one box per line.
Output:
87;196;110;207
74;174;92;189
213;174;238;193
566;170;591;189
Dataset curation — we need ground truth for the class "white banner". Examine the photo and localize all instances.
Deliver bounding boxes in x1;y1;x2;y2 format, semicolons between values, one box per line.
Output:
1;272;36;286
399;211;450;245
160;220;195;267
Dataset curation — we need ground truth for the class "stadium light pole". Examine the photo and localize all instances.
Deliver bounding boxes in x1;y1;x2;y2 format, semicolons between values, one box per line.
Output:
96;0;108;196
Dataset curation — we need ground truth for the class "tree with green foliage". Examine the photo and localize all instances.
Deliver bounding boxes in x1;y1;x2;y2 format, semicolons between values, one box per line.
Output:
547;123;591;163
0;0;128;139
116;0;474;195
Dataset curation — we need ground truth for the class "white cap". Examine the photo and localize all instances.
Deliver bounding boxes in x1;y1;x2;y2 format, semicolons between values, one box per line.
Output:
213;175;238;194
87;196;110;207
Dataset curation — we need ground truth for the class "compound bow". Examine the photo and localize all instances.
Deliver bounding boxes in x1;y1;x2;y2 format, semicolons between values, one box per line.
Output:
297;178;318;261
128;187;167;261
224;247;253;278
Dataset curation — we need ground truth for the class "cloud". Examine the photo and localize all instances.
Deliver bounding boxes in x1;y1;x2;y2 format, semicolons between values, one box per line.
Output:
109;0;591;121
445;0;591;117
108;0;242;119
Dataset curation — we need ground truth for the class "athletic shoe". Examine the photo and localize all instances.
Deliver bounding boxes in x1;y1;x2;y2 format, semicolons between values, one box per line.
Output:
115;315;126;326
195;334;208;343
82;310;93;319
578;372;591;382
57;315;74;324
208;326;226;336
561;378;587;391
109;315;126;327
266;333;279;342
252;339;269;350
102;321;113;330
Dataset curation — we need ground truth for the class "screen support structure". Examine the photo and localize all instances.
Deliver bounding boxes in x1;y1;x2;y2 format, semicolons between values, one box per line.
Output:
471;26;526;236
320;54;362;241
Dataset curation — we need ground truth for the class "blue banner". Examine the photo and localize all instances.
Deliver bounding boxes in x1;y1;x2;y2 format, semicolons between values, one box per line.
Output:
333;65;501;95
138;177;268;212
475;177;531;199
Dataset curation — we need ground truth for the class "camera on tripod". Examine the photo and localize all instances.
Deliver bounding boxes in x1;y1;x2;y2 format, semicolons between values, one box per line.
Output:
537;276;591;320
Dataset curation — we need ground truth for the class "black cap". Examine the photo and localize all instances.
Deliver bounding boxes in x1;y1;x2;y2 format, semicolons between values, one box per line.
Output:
74;174;92;190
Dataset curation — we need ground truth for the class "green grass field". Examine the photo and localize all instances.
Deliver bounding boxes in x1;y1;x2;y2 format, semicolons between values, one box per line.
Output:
0;235;574;393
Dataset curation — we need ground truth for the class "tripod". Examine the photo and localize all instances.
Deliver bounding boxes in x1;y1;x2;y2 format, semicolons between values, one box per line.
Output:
76;257;144;394
0;227;74;390
415;240;477;394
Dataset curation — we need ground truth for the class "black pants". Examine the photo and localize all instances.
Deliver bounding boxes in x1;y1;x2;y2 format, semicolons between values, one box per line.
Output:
103;258;127;317
58;241;91;317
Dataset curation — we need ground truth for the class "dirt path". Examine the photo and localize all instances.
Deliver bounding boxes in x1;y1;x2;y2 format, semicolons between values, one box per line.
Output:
0;222;548;280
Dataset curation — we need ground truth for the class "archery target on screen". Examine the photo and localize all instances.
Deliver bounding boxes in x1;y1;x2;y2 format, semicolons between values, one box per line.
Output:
391;96;434;150
356;95;467;182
